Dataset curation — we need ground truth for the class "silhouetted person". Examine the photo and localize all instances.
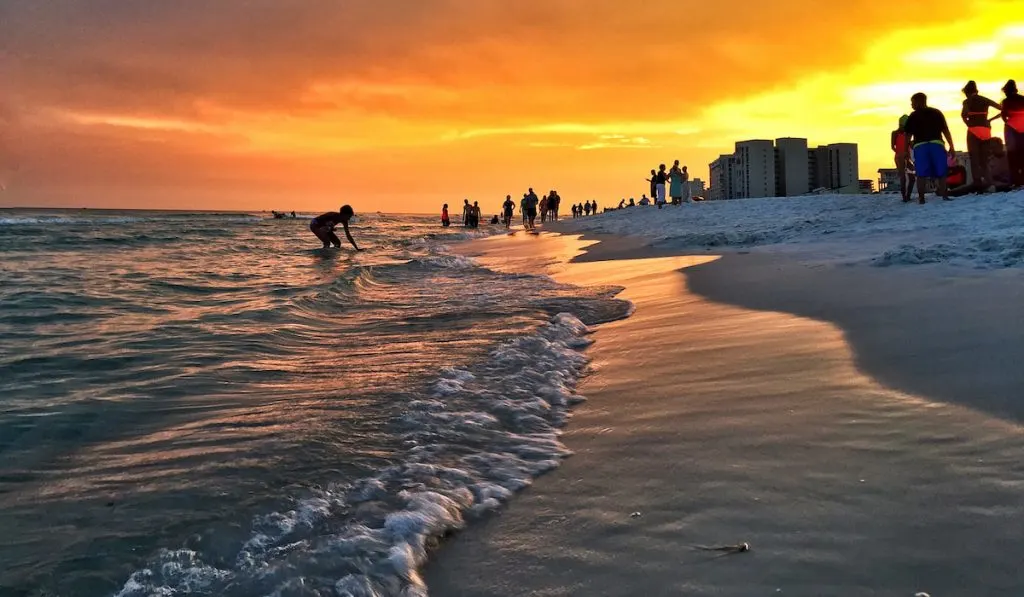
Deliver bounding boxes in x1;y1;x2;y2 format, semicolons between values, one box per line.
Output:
891;114;916;202
310;205;362;250
903;92;955;203
1001;80;1024;187
961;80;1002;191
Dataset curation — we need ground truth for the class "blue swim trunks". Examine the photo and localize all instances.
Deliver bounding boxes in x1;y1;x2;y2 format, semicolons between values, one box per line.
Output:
913;143;948;179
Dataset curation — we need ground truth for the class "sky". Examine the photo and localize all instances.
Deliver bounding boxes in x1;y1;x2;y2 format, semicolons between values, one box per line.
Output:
1;0;1022;213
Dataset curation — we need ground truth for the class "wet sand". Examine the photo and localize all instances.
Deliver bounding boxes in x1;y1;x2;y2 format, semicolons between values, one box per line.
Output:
425;232;1024;596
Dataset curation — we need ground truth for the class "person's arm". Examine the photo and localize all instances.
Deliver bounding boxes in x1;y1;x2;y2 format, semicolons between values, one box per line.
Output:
941;115;955;154
961;101;969;126
986;96;1002;111
891;130;898;152
342;221;362;250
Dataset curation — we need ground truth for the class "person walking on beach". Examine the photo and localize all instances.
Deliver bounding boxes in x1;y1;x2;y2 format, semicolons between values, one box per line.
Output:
539;195;549;224
524;189;539;229
891;115;916;202
583;201;591;216
441;203;450;227
549;190;561;221
502;194;515;229
669;160;684;205
471;201;482;228
681;166;691;202
903;92;956;203
309;205;362;250
961;80;1002;191
591;199;598;214
1001;80;1024;188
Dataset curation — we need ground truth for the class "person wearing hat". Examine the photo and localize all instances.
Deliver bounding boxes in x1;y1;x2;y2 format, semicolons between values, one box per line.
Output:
961;80;1002;191
1000;80;1024;187
891;114;916;202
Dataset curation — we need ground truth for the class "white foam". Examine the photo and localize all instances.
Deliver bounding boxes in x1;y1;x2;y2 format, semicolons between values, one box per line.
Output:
559;191;1024;269
113;313;595;597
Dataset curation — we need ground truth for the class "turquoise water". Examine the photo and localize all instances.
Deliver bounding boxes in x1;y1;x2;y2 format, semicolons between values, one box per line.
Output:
0;209;628;596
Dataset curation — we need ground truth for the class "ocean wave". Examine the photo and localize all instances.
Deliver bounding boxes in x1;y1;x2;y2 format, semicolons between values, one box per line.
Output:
113;313;593;597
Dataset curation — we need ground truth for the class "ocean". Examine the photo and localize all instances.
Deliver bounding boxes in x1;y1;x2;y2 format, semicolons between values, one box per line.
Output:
0;209;630;597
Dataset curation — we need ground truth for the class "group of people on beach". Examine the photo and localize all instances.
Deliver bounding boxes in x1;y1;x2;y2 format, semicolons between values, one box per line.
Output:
645;160;691;208
891;79;1024;203
571;200;599;218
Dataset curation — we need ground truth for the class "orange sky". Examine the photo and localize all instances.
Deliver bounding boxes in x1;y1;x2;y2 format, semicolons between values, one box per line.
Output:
1;0;1022;213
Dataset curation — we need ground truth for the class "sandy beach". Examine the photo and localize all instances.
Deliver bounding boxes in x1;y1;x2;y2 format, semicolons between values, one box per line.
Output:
425;221;1024;596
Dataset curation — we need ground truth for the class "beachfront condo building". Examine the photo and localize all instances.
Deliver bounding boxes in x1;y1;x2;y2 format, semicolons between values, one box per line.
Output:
688;178;706;199
775;137;811;196
877;168;901;193
710;139;860;199
709;154;739;201
735;140;776;199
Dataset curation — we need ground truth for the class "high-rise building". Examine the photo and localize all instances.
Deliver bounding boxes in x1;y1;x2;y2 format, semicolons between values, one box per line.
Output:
687;178;706;199
711;138;859;199
774;137;810;196
808;146;831;191
709;155;738;200
828;143;859;190
735;140;776;199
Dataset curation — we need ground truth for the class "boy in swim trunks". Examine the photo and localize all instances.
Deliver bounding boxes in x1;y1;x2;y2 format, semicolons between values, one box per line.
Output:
310;205;362;250
903;93;955;203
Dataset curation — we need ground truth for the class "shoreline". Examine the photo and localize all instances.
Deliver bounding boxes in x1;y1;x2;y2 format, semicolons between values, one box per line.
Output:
425;231;1024;596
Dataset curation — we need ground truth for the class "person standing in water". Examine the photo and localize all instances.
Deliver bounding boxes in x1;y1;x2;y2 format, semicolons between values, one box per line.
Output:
1001;80;1024;188
891;114;916;202
441;203;450;227
904;93;956;203
502;194;516;229
961;80;1002;192
669;160;684;205
470;201;481;228
681;166;690;202
461;199;471;227
310;205;362;250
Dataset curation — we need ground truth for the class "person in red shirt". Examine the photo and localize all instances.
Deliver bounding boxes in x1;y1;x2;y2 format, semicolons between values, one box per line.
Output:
891;114;915;202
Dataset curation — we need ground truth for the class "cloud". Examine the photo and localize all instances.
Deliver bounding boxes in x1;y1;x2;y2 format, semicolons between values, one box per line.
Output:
0;0;1013;209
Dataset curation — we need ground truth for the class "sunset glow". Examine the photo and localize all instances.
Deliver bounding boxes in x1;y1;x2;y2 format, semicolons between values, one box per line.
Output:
2;0;1021;212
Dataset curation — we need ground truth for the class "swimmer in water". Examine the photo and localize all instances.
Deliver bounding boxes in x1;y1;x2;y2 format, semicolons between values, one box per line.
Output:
309;205;362;250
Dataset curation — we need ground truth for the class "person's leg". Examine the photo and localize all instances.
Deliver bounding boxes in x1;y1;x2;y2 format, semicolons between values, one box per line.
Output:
327;230;342;247
895;155;908;201
967;133;990;190
1009;129;1024;186
311;224;332;248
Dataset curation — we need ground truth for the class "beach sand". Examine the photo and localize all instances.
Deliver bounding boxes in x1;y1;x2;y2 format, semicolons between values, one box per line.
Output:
425;232;1024;596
